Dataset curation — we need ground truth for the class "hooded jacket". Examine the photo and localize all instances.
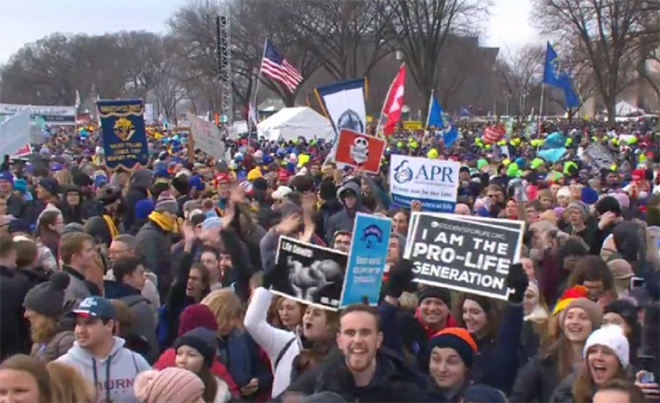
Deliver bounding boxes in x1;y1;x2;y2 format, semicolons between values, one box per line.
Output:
325;181;365;244
56;337;151;403
103;280;159;363
135;220;173;299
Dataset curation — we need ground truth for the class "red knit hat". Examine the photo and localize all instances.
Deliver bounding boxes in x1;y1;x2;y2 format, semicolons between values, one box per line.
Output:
178;304;218;336
552;285;589;316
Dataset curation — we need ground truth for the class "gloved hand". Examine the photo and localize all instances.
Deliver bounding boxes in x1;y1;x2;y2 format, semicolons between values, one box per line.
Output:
384;258;416;299
506;263;528;304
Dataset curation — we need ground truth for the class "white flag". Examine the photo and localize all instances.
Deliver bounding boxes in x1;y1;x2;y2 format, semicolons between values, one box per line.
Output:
0;107;32;156
75;90;81;108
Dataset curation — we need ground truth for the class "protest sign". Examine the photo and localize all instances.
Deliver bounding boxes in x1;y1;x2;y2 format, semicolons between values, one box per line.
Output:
97;99;149;171
334;130;386;174
389;155;459;212
405;213;524;300
340;213;392;307
273;237;348;310
0;107;31;157
186;113;226;161
583;143;615;170
0;103;76;125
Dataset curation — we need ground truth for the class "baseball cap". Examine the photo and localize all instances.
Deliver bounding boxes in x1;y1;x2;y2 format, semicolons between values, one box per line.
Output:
73;296;117;321
272;186;293;200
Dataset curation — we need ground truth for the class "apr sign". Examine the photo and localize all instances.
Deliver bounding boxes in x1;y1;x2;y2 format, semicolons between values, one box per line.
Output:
389;155;459;212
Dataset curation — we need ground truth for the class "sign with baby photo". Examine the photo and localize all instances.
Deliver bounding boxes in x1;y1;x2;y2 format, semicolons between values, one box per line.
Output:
272;236;349;310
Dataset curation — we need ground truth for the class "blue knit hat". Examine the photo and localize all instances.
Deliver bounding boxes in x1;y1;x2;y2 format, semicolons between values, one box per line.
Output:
0;171;14;186
135;199;155;220
13;179;27;194
581;187;599;205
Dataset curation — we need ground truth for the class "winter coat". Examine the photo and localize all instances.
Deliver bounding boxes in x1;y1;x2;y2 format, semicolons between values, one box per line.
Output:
135;220;173;299
123;169;152;230
30;327;75;363
470;304;524;395
518;321;542;367
314;198;342;240
549;370;579;403
6;193;27;219
103;280;159;363
215;328;273;392
86;215;124;247
0;266;31;360
56;337;151;403
153;347;240;397
244;287;302;397
510;354;562;403
285;348;428;403
61;266;93;309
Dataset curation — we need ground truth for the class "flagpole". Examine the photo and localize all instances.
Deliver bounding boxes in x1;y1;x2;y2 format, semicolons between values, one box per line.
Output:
250;38;268;136
538;84;545;139
424;89;434;131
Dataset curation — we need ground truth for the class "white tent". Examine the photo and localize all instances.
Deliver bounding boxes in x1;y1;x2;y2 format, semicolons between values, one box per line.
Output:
602;101;645;116
257;107;335;142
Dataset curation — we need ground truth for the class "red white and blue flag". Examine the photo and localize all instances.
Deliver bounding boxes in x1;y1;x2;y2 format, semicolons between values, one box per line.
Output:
260;39;303;93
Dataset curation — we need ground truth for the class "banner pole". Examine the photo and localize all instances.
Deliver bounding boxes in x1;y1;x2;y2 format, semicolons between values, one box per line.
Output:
537;84;545;139
250;38;268;138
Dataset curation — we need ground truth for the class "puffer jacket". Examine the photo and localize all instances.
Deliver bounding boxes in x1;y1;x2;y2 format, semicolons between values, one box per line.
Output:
30;324;75;363
510;354;562;403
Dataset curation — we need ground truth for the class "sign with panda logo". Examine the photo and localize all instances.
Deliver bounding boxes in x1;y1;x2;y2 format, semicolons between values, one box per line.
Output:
334;129;386;174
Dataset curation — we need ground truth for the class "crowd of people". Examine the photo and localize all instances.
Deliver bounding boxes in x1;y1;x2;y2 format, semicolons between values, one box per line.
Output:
0;115;659;403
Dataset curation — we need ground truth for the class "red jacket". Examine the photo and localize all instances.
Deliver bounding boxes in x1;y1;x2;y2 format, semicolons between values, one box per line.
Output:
415;308;459;339
153;348;240;397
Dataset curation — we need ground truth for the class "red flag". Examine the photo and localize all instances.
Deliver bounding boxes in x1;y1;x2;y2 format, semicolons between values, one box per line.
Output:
379;64;405;136
483;126;504;144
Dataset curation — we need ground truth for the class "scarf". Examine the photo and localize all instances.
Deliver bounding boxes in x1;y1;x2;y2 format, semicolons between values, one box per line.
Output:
148;211;178;233
102;215;119;239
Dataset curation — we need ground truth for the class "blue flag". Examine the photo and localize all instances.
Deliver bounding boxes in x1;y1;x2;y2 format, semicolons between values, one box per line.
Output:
97;99;149;171
426;91;445;130
460;107;471;117
443;124;459;148
543;43;580;108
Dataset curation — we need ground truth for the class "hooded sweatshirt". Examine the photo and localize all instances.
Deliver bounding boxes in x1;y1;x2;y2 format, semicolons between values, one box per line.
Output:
325;181;364;243
56;337;151;403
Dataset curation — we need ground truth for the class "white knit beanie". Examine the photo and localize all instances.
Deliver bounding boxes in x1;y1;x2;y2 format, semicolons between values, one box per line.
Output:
583;325;630;369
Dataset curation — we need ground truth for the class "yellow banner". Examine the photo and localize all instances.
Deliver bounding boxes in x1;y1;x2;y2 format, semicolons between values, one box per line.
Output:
403;120;423;130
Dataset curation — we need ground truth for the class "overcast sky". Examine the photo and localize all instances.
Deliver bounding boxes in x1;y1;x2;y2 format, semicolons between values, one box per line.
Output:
0;0;538;64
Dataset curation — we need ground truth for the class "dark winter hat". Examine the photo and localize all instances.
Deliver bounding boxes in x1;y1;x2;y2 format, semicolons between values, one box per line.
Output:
172;175;190;196
596;196;622;216
8;219;31;235
252;177;268;192
39;177;60;196
429;327;478;368
23;272;70;318
462;384;508;403
418;286;451;306
604;300;639;331
178;304;218;336
174;328;217;368
61;222;85;237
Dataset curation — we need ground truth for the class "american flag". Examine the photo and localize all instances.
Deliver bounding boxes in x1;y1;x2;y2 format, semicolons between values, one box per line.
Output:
260;39;303;93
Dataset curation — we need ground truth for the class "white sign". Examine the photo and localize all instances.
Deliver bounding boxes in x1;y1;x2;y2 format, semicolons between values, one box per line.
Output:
0;103;76;125
186;113;226;161
144;104;154;124
389;155;459;212
0;107;32;156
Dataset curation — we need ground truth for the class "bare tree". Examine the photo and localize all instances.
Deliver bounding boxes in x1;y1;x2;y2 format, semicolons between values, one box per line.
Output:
293;0;394;80
232;0;321;107
531;0;654;122
378;0;492;118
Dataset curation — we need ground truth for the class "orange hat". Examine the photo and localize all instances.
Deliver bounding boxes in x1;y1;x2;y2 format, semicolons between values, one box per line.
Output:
429;327;478;367
552;285;588;316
